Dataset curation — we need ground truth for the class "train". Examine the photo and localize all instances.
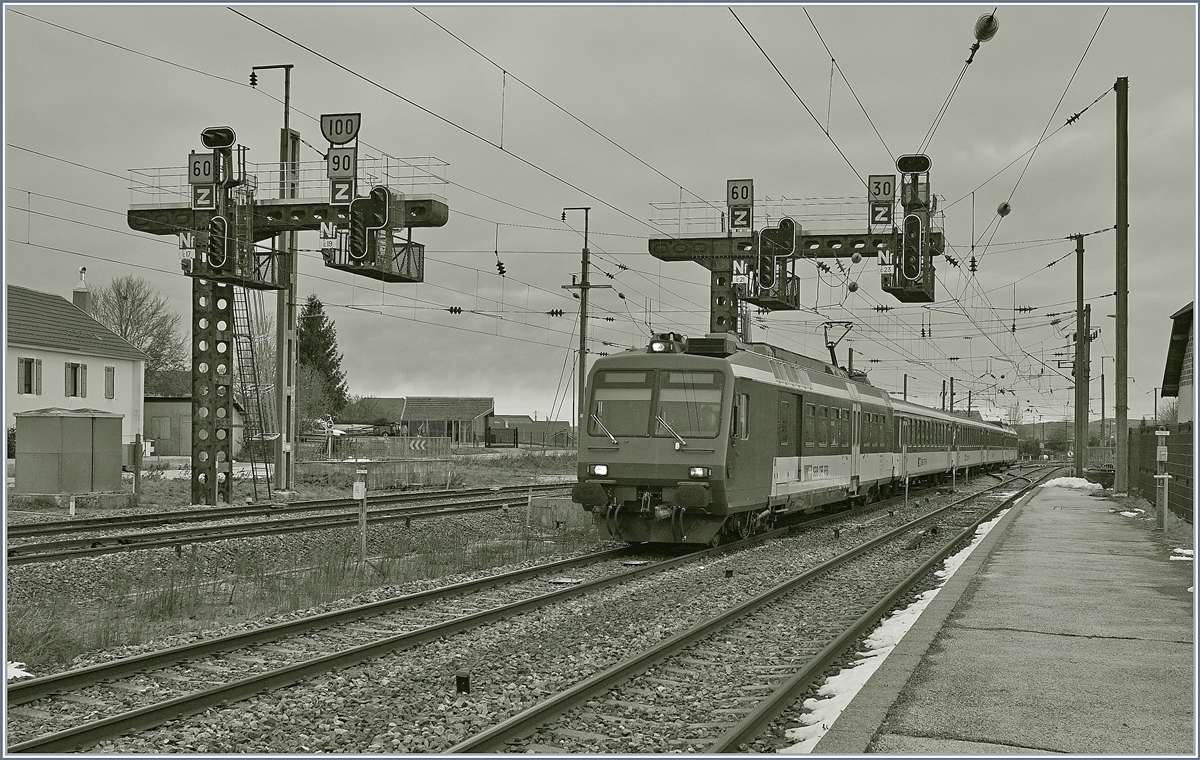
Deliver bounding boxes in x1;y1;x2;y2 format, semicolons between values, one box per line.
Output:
571;331;1019;545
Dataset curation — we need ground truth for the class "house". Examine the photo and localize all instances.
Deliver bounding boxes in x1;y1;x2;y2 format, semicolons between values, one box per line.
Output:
340;396;493;443
144;396;245;457
487;414;572;447
6;276;148;447
1160;302;1193;424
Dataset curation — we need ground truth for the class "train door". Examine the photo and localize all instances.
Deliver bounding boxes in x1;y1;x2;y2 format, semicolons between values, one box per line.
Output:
850;401;861;495
772;393;799;498
898;417;910;479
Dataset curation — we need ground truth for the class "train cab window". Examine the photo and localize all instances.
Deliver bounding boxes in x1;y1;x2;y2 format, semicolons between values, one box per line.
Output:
818;406;828;446
804;404;815;447
779;400;790;446
656;371;725;439
731;393;750;441
589;371;653;437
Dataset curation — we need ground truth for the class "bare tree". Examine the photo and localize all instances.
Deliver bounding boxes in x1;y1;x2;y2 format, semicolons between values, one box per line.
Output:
90;275;186;373
1157;397;1179;426
1005;402;1025;427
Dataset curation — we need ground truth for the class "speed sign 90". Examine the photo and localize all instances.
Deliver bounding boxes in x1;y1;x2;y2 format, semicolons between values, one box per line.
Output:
327;148;357;179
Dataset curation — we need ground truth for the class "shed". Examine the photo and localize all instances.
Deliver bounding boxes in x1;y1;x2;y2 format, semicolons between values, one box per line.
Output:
14;407;124;493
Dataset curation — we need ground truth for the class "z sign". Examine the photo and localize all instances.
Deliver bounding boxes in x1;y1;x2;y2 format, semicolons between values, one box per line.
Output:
329;178;355;205
192;185;215;210
729;205;751;230
870;201;893;226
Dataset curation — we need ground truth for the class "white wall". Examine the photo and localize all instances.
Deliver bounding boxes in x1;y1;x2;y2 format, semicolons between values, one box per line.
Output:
7;345;145;443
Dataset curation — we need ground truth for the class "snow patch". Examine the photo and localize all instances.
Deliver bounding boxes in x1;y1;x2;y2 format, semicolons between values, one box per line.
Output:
1042;477;1101;490
7;661;34;681
779;509;1010;753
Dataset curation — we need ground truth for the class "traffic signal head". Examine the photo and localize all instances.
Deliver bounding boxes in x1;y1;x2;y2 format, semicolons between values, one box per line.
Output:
757;217;797;291
200;126;236;150
348;186;391;263
896;153;931;174
902;213;923;280
208;215;230;272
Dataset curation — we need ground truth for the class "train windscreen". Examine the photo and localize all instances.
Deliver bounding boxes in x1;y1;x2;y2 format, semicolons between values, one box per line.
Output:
588;369;726;439
589;371;653;437
655;371;724;439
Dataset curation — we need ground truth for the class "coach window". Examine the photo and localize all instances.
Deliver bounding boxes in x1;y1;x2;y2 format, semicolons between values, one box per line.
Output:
839;409;848;448
818;406;828;446
804;403;815;447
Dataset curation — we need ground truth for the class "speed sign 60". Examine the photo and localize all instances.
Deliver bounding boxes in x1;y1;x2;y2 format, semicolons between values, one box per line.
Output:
727;179;753;207
188;151;215;185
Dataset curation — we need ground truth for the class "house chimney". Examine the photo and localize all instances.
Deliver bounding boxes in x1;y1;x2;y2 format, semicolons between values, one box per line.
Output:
72;267;92;313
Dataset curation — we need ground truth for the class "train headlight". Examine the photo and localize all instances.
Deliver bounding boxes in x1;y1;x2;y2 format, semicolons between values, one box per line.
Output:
588;464;609;476
650;340;669;352
688;466;711;479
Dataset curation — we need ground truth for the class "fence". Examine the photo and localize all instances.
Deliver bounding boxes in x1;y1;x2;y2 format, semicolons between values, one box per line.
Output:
296;435;452;462
485;429;574;449
1128;422;1193;523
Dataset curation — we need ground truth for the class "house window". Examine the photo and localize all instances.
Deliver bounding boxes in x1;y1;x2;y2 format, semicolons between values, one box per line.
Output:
105;366;116;400
64;362;87;398
17;357;42;395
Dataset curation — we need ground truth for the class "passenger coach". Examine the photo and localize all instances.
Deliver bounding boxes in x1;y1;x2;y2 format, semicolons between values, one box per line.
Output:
572;332;1017;545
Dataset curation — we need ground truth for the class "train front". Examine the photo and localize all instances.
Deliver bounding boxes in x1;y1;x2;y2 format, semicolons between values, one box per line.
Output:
571;333;732;544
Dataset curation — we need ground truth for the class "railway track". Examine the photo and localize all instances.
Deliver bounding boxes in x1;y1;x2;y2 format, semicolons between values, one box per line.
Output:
451;468;1057;752
6;484;571;565
6;468;1052;753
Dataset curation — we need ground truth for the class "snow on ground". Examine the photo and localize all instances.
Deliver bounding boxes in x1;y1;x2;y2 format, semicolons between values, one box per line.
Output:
1118;508;1147;518
1170;548;1193;562
7;661;34;681
1042;476;1102;490
778;509;1011;754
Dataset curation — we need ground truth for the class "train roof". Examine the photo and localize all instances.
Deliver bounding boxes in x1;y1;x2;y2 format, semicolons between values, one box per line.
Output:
890;397;1013;431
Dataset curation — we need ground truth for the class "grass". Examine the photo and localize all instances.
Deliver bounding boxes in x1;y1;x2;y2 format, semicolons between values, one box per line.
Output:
6;449;595;674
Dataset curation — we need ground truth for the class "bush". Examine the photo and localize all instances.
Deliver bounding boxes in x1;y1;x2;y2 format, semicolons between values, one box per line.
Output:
6;426;14;459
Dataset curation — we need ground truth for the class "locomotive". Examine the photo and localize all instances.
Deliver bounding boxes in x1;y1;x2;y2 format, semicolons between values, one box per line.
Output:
571;332;1018;545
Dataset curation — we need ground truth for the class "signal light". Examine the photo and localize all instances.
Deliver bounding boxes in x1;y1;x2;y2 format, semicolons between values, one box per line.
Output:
348;186;391;263
756;218;797;292
902;213;923;280
200;126;236;150
896;153;931;174
208;215;230;271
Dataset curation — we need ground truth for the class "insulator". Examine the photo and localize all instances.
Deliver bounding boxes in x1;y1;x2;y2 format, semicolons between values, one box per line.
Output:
975;13;999;43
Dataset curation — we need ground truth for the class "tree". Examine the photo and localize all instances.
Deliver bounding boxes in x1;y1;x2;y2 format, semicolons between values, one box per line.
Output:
1157;397;1179;426
295;363;335;429
1005;402;1025;427
296;294;349;415
90;275;187;374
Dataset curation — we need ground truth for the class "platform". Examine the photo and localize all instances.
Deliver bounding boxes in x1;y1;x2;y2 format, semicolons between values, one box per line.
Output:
813;478;1195;755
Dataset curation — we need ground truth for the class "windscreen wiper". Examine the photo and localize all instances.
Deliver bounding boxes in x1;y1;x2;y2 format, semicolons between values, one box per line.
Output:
591;414;619;445
656;415;687;447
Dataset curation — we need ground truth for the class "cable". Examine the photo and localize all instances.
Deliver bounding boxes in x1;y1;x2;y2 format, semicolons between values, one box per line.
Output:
729;8;866;189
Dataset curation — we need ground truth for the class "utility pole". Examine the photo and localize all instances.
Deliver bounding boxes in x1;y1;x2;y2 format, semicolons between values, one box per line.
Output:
1074;233;1086;478
253;63;299;495
1115;76;1129;493
562;208;609;442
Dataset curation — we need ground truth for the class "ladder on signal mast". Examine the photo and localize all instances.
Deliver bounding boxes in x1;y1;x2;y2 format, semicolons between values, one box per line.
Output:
231;285;274;500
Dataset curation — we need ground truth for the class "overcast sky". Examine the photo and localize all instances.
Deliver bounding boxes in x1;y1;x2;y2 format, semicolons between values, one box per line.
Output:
4;3;1196;425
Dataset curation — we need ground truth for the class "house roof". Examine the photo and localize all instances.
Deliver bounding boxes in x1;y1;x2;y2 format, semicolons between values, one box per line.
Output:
401;396;494;421
7;285;148;362
1161;302;1193;397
